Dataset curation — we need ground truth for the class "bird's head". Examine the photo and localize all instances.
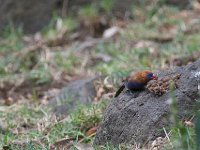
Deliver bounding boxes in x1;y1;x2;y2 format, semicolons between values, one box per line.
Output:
145;71;158;81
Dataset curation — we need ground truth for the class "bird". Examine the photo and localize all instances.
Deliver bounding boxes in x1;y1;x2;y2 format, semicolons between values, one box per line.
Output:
115;70;158;97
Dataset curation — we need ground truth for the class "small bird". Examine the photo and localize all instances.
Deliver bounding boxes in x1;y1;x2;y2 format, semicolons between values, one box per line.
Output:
115;70;158;97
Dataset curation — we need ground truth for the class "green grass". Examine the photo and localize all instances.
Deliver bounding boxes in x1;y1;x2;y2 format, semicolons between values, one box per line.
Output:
0;100;108;149
42;17;78;39
100;0;115;13
0;2;200;150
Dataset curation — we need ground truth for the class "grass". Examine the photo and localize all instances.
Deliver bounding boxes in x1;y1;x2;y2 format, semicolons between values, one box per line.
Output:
0;24;82;86
100;0;115;13
0;101;107;149
0;1;200;150
42;17;78;39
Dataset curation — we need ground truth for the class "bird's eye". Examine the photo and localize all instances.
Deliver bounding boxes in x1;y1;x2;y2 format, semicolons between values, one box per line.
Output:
146;73;155;80
146;73;152;78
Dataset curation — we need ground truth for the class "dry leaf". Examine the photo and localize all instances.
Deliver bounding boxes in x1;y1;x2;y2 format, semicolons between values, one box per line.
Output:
4;97;14;106
183;120;195;127
96;87;105;99
94;77;114;101
50;137;75;150
103;26;121;38
86;126;98;137
193;0;200;12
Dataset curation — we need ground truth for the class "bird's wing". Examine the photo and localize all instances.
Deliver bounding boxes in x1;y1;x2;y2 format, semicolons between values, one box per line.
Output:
126;81;145;90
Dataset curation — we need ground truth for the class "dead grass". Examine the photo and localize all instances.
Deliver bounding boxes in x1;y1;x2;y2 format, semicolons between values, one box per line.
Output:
0;2;200;149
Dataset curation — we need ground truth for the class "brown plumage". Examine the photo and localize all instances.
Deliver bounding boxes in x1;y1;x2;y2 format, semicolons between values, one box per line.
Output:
115;70;157;97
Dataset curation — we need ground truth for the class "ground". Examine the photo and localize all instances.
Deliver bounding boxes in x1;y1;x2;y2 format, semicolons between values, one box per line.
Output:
0;1;200;149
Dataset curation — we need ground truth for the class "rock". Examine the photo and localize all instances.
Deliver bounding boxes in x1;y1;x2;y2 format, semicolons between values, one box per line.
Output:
166;0;190;8
0;0;190;34
0;0;59;34
94;59;200;146
48;77;100;116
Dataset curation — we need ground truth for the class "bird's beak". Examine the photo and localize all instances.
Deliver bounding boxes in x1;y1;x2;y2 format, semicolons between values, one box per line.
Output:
151;74;158;80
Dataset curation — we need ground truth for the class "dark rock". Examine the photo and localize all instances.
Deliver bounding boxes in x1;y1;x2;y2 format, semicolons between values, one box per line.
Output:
166;0;190;8
48;76;100;116
0;0;59;34
0;0;133;34
0;0;190;34
94;59;200;146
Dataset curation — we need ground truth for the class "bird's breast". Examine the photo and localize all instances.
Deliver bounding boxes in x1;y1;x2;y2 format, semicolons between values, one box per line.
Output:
125;81;145;90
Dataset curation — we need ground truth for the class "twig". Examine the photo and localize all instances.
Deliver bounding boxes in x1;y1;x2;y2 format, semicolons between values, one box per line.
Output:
163;127;173;149
12;43;43;58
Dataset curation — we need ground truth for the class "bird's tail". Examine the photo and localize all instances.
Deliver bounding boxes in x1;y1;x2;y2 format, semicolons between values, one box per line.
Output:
115;84;125;97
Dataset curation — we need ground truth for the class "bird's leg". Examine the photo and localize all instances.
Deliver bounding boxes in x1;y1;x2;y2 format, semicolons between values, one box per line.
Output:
124;89;134;95
126;89;141;98
129;89;135;95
